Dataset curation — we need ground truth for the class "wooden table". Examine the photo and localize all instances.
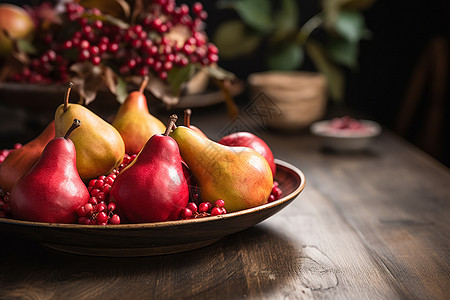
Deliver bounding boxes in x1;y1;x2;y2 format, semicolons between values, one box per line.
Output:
0;103;449;299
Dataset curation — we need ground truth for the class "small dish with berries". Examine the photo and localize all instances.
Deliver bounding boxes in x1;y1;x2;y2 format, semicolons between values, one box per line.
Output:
310;116;381;152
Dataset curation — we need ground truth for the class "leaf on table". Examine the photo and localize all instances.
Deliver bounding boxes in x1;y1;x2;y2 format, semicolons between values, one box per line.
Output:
70;62;105;105
217;0;273;32
213;20;262;59
266;42;304;71
306;41;344;102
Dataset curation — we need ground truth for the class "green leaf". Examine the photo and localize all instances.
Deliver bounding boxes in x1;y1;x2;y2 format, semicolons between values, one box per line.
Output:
213;20;262;59
266;43;304;71
334;10;366;43
306;41;345;102
115;76;128;104
167;64;195;95
218;0;273;32
17;39;36;55
275;0;299;34
327;37;359;69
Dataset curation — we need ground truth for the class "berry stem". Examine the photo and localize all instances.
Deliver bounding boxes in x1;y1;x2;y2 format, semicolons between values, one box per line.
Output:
164;114;178;136
184;109;192;127
64;119;81;139
64;82;73;113
139;76;150;94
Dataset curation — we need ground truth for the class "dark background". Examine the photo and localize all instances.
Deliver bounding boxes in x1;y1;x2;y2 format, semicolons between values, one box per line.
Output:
1;0;449;167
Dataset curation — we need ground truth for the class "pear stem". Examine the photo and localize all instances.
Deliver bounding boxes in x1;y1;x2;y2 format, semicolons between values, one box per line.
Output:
64;119;81;140
64;82;73;113
164;114;178;136
184;109;192;127
139;76;150;94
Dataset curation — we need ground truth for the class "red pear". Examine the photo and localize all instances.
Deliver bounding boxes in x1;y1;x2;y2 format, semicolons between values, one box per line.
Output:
0;121;55;193
10;119;90;223
109;115;189;223
219;132;276;178
112;77;166;155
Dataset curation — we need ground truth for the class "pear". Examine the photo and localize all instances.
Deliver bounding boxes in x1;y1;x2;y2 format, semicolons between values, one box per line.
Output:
112;77;166;155
219;132;276;178
110;115;189;223
54;83;125;182
0;120;55;193
170;126;273;212
184;108;207;138
10;119;90;223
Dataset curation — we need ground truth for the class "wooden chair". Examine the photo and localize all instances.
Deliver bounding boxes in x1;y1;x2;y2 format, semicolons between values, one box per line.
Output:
394;36;448;160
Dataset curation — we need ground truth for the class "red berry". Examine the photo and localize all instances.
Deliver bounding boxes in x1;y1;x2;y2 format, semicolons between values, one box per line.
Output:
211;207;222;216
180;208;193;219
186;202;197;213
109;214;121;225
215;199;225;208
97;212;108;223
198;202;209;213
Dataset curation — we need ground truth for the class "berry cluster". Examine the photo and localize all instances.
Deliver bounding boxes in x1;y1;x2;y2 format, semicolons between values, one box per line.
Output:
0;191;11;218
268;181;282;203
9;1;219;84
179;199;227;220
75;153;136;225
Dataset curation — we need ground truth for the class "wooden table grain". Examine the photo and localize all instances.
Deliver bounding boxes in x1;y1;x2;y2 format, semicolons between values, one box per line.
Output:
0;104;449;300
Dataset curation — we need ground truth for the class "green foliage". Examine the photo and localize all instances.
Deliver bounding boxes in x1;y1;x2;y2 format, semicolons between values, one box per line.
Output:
214;0;373;101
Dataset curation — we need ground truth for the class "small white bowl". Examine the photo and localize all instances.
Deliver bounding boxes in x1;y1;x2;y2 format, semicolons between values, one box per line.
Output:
310;119;381;152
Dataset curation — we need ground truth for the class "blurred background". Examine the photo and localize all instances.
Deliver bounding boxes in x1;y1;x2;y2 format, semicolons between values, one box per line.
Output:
1;0;449;167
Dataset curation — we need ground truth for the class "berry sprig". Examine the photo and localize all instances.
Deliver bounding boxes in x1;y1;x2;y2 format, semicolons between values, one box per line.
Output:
179;199;227;220
8;1;220;86
75;153;137;225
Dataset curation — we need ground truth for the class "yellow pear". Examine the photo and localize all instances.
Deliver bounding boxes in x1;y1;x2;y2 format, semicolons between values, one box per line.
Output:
54;83;125;181
112;77;166;155
170;126;273;212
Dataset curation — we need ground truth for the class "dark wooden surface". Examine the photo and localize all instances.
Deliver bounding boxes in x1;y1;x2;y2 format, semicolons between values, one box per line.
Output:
0;103;449;300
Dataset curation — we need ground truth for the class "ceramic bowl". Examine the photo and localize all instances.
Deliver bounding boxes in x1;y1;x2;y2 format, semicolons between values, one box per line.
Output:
311;119;381;152
0;159;305;257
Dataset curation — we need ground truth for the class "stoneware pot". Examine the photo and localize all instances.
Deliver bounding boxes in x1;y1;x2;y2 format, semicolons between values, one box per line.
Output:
248;71;327;130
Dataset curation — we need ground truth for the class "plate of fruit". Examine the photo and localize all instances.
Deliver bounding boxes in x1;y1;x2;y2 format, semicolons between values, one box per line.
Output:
0;83;305;257
310;116;381;152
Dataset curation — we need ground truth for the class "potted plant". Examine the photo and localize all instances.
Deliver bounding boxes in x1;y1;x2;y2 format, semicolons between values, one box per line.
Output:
213;0;373;129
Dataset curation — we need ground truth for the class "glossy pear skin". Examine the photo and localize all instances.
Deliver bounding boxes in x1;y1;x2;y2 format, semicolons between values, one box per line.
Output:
10;136;90;223
219;132;276;178
170;126;273;212
109;134;189;223
55;103;125;181
0;121;55;193
112;91;166;155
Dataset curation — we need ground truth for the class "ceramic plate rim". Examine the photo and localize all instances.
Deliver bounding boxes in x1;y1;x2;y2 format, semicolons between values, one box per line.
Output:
311;120;381;139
